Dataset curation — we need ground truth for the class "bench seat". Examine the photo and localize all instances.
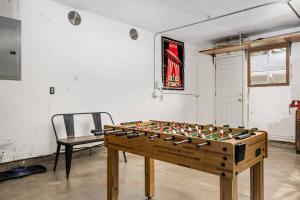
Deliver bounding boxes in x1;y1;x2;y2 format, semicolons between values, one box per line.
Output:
58;135;103;145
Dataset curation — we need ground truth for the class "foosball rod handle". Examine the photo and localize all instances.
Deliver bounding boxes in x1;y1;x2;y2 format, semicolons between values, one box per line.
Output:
174;138;192;146
103;129;126;135
164;136;175;141
127;132;147;138
91;129;105;136
127;131;138;138
196;141;210;148
115;131;128;136
149;134;160;141
235;132;256;140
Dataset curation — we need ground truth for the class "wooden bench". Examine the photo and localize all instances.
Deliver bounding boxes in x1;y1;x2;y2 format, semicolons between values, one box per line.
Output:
51;112;127;178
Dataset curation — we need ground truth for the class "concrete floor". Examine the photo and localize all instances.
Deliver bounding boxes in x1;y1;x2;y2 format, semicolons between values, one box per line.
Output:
0;142;299;200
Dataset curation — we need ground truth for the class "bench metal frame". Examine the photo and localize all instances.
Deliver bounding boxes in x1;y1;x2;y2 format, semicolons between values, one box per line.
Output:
51;112;127;178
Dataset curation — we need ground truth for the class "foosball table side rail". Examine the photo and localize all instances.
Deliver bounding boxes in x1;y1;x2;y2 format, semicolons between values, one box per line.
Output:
234;131;268;174
104;134;236;178
104;123;268;178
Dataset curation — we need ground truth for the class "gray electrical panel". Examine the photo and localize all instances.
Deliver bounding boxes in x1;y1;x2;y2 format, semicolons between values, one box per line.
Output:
0;16;21;81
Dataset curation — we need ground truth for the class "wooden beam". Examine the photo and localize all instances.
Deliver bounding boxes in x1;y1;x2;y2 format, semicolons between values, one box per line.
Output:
199;32;300;55
145;157;155;198
199;44;249;55
250;160;264;200
107;148;119;200
220;176;238;200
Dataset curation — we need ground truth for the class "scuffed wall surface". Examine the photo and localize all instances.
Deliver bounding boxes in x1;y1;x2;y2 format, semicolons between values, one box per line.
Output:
0;139;16;163
247;43;300;142
0;0;20;163
0;0;20;19
248;87;293;142
0;0;198;163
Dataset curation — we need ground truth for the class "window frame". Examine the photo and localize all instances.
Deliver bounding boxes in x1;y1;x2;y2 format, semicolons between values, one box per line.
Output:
247;43;290;87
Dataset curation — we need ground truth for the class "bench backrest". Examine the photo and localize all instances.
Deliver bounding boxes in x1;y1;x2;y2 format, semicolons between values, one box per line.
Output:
51;112;114;141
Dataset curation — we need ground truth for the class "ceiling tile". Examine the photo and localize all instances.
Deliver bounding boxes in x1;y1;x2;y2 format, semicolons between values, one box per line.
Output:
54;0;300;44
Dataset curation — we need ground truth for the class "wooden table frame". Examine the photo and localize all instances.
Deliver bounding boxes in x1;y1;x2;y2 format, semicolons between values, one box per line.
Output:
107;148;264;200
105;121;267;200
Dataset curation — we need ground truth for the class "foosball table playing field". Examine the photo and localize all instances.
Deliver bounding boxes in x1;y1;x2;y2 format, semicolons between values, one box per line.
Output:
103;120;268;200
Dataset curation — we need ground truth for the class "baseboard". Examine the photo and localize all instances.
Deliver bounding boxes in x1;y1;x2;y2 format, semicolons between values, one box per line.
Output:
268;134;295;143
0;145;104;172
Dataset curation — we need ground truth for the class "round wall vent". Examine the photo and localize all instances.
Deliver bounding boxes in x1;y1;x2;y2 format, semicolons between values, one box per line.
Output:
68;11;81;26
129;28;138;40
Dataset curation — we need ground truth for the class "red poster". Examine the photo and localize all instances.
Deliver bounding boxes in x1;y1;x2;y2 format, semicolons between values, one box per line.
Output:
162;37;184;90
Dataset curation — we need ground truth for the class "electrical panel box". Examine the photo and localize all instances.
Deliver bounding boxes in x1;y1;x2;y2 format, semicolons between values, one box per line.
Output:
0;16;21;80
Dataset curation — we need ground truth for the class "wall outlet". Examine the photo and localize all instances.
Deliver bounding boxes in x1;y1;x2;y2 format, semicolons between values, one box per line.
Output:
50;87;55;95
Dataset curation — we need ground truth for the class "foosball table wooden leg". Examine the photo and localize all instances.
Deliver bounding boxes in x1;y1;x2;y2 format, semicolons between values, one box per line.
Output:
250;160;264;200
145;157;155;198
220;176;238;200
107;148;119;200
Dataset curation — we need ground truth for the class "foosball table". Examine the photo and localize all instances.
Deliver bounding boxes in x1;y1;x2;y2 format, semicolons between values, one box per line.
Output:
103;120;268;200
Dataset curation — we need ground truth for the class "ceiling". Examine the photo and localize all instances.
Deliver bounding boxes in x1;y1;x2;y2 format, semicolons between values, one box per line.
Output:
55;0;300;45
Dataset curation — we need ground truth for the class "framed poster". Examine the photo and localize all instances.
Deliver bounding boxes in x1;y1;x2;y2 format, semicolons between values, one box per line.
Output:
161;36;184;90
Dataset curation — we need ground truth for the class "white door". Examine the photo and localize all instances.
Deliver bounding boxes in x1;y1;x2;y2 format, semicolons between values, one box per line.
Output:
215;54;244;127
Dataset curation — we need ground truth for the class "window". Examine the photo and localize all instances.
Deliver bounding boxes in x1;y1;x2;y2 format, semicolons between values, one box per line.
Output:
248;43;290;87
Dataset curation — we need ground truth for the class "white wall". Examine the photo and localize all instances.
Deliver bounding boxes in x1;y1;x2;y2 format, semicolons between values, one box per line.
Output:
197;44;300;143
247;86;293;141
247;43;300;142
0;0;199;163
291;42;300;99
196;54;214;124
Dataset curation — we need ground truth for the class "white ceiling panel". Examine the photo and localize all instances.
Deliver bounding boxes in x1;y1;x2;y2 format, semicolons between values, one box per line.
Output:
54;0;300;44
290;0;300;15
165;3;300;44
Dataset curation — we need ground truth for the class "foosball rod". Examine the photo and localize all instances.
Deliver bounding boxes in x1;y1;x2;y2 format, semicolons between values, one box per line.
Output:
200;127;217;134
173;137;210;148
136;123;169;130
124;121;160;129
219;130;256;140
151;126;170;131
206;128;232;138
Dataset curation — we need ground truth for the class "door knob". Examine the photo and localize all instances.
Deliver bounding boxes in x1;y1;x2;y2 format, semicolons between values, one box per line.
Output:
238;98;242;102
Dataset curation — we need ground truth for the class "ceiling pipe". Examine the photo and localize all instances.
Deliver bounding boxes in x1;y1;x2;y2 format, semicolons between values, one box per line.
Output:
245;24;300;38
152;0;284;95
287;2;300;20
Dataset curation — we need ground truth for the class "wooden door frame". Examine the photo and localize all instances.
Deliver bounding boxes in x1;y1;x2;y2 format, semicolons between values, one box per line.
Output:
214;52;246;127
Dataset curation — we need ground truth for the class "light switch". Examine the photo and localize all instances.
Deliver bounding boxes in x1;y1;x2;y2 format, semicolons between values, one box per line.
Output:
50;87;55;95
